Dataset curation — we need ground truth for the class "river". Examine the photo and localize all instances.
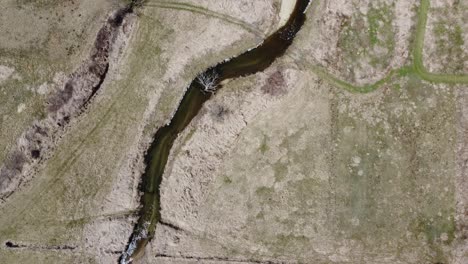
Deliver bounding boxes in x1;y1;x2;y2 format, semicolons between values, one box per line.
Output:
120;0;311;262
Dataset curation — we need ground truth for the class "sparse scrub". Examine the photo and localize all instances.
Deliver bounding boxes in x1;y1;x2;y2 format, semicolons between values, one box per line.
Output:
336;2;396;83
430;16;466;74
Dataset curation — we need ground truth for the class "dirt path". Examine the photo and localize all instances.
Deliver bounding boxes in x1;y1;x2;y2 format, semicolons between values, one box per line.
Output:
144;1;266;37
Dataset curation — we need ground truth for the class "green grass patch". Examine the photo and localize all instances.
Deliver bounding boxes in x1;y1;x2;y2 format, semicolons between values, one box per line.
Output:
308;0;468;93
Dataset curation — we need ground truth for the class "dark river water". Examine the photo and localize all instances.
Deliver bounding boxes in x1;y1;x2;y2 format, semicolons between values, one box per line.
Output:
120;0;310;262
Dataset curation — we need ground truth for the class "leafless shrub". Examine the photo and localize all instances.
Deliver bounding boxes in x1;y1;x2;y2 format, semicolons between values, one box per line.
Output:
0;169;13;190
4;150;27;173
30;150;40;159
93;27;111;57
197;69;219;93
210;104;230;122
47;81;74;113
109;7;130;28
32;123;49;137
261;71;286;96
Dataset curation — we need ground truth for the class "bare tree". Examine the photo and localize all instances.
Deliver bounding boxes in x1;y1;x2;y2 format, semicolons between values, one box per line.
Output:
196;69;219;93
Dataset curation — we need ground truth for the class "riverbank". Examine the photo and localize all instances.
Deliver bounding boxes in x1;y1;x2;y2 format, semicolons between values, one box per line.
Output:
120;0;310;262
279;0;296;27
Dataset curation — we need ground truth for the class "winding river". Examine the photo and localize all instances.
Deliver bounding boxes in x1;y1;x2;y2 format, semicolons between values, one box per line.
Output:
120;0;310;262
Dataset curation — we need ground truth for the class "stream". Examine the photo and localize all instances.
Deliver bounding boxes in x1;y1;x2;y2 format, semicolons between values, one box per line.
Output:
120;0;310;262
